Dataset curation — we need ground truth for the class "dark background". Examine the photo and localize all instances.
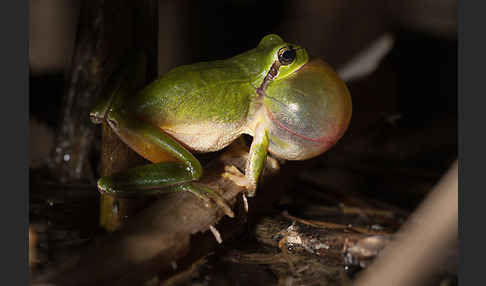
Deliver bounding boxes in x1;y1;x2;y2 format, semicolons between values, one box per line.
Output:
30;0;457;207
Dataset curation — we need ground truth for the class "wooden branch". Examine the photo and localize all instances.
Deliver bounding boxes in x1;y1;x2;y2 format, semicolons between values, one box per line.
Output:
254;214;393;268
33;142;295;286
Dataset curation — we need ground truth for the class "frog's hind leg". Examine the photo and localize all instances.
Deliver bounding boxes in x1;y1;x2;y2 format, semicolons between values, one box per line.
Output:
98;162;195;196
105;109;203;178
100;170;234;218
100;168;235;218
98;108;234;217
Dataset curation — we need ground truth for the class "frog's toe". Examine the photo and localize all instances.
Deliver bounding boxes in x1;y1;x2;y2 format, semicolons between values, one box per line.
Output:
222;165;251;188
222;165;257;197
185;184;235;218
97;177;114;194
204;189;235;218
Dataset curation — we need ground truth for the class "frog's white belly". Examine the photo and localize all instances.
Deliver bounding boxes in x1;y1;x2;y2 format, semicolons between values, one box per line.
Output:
164;122;245;153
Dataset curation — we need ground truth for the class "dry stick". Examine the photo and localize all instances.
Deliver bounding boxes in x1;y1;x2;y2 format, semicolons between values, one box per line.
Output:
46;0;158;231
50;0;154;183
48;0;101;183
282;211;392;236
354;160;458;286
34;143;294;286
96;0;159;231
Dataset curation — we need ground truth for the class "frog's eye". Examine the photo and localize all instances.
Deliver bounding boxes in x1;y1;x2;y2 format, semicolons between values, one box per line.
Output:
278;46;296;65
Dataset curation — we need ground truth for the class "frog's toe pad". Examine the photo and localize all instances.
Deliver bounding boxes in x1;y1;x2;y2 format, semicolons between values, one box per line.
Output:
97;177;113;194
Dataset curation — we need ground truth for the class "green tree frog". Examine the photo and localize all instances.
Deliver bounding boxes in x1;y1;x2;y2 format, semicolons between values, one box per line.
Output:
90;34;352;217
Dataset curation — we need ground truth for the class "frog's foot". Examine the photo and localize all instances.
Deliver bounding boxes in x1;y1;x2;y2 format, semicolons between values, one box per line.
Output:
96;162;234;218
222;165;254;212
184;184;235;218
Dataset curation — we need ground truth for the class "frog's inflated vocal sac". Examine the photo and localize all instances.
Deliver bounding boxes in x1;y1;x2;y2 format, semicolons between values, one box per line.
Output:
91;34;352;216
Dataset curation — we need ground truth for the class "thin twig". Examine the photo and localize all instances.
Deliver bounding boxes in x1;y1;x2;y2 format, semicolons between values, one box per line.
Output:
282;211;391;236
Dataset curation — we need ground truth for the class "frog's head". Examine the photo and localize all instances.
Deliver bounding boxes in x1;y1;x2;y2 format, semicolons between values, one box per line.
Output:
256;35;352;160
254;34;309;83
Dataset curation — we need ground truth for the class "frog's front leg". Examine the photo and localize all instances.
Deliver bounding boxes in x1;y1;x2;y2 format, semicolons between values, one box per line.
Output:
223;124;269;198
245;124;269;197
97;109;234;218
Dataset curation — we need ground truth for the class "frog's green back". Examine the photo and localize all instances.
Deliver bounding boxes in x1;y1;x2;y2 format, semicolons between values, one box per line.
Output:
119;57;259;152
114;34;289;152
136;60;254;124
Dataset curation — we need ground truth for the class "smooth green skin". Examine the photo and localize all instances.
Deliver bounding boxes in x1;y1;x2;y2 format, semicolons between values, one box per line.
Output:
91;34;351;214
